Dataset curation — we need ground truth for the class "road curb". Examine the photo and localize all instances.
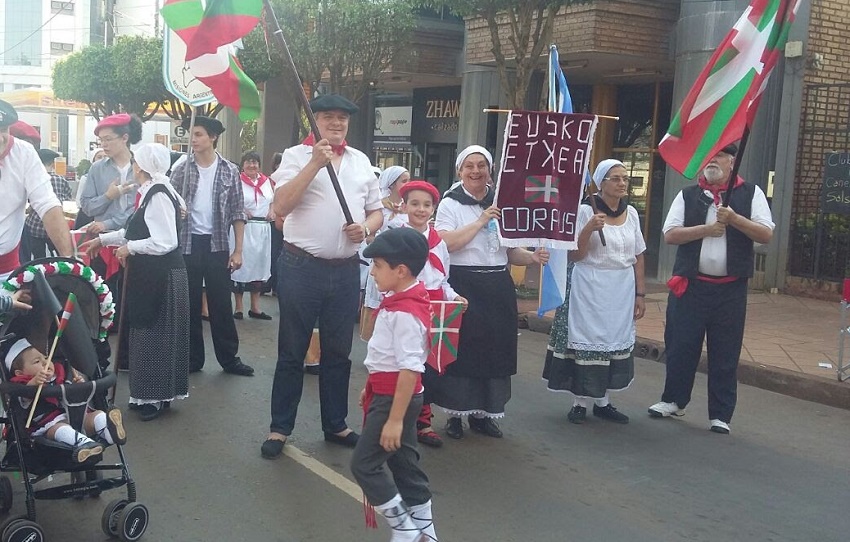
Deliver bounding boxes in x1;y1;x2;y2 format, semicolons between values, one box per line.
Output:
524;312;850;411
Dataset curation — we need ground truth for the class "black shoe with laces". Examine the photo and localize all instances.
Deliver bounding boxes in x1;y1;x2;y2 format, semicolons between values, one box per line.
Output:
223;359;254;376
567;405;587;424
445;417;463;439
468;416;503;438
593;403;630;424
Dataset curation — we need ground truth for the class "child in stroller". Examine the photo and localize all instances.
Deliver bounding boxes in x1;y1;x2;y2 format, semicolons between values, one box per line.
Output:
5;338;126;464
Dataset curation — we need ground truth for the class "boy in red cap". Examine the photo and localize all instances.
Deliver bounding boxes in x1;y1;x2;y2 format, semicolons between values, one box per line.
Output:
398;181;467;448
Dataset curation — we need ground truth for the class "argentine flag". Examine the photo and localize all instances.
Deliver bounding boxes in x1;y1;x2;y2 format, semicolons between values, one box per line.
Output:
538;45;574;317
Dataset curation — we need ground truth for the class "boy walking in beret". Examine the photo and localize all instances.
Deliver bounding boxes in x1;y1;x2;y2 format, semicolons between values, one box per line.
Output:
351;227;438;542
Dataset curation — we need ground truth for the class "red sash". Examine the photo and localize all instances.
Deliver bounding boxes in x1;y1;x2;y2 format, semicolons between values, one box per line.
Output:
0;244;21;274
240;172;270;205
302;133;347;156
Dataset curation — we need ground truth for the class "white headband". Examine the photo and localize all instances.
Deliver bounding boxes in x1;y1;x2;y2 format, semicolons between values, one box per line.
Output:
455;145;492;172
592;159;626;187
5;338;32;371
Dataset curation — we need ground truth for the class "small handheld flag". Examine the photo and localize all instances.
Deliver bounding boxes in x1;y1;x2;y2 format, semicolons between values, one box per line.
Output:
27;293;77;428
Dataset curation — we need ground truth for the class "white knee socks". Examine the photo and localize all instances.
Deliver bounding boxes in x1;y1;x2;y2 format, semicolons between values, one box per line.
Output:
376;494;424;542
53;425;93;447
93;411;113;444
409;500;438;541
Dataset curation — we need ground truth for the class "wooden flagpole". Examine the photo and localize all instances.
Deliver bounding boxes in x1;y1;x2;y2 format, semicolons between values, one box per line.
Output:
261;0;354;224
721;126;750;207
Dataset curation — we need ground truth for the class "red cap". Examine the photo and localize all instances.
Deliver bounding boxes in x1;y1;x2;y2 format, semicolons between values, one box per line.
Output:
9;121;40;144
95;113;131;136
399;180;440;204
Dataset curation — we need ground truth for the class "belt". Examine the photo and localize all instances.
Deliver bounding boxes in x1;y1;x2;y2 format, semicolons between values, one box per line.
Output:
451;265;507;274
283;241;358;267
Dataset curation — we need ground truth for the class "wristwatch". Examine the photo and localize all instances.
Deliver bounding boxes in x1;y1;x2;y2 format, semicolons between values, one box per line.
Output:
363;224;372;237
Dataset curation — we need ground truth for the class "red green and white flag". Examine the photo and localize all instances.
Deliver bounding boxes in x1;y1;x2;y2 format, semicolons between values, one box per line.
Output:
525;175;561;204
429;301;464;375
161;0;262;121
659;0;800;179
56;293;77;339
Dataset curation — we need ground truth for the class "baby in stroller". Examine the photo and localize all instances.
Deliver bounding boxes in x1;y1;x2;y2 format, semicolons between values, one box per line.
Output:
4;338;126;464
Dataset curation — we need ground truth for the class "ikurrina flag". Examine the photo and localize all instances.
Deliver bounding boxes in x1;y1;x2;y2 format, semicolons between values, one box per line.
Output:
659;0;801;179
161;0;262;121
428;301;464;375
493;110;598;250
56;293;77;339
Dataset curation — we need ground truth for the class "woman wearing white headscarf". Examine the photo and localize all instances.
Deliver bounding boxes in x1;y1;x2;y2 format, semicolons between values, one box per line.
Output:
82;143;189;421
542;159;646;425
361;166;410;313
432;145;549;440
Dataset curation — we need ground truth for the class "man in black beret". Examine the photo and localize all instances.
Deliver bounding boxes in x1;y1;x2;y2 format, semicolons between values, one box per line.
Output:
21;149;73;260
0;99;73;276
649;144;775;435
170;115;253;377
262;94;383;458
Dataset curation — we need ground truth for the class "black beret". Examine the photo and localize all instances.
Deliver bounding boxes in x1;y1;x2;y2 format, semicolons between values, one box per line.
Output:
309;94;359;115
363;227;428;273
37;148;60;164
181;115;225;136
719;143;738;156
0;100;19;128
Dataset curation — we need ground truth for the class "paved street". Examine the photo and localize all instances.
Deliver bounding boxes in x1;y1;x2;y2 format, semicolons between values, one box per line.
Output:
8;297;850;542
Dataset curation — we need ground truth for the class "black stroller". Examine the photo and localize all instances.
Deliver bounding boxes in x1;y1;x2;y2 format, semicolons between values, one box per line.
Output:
0;258;148;542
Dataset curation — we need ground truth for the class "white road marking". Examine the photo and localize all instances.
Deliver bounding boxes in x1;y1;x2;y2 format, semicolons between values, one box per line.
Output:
283;444;363;502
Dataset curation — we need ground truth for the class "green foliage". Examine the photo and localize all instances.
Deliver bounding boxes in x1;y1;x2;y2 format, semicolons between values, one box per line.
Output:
431;0;593;108
243;0;418;102
75;159;92;177
53;36;168;121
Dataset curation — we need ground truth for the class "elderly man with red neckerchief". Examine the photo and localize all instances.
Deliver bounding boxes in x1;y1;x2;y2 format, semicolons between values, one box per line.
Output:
0;99;73;280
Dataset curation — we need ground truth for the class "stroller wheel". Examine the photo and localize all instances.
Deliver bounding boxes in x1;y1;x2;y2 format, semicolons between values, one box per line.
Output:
0;477;12;513
118;502;148;541
102;499;128;537
1;519;44;542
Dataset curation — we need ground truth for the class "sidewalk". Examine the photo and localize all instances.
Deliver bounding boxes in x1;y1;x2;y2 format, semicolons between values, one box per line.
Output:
518;274;850;410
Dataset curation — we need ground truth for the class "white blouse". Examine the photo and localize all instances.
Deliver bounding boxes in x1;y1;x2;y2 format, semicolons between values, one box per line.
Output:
574;205;646;270
240;175;274;219
99;181;182;256
434;189;508;267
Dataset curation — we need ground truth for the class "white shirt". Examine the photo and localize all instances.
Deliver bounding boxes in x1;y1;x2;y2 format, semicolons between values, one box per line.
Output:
191;161;217;235
574;205;646;270
99;181;182;256
0;140;61;256
272;144;381;259
364;286;429;375
662;184;775;276
240;175;274;219
434;187;508;267
409;225;457;300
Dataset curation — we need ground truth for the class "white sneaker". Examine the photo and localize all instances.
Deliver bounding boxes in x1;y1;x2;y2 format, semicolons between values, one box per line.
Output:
648;401;686;418
709;419;730;434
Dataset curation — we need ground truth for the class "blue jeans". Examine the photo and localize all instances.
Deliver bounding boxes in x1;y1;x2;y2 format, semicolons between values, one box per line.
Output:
270;248;360;435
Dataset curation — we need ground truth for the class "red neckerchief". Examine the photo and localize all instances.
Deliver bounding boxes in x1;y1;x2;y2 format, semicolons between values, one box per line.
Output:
240;172;269;205
11;363;67;412
302;132;347;156
0;134;15;166
134;192;142;210
698;175;744;205
426;226;446;276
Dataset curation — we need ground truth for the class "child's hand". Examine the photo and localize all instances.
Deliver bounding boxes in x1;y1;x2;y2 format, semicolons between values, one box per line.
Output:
380;420;403;452
28;366;52;386
454;295;469;313
358;388;366;407
11;290;32;311
72;371;85;383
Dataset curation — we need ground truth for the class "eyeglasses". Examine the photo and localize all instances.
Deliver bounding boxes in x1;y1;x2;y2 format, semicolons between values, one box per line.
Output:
99;135;123;144
604;176;630;184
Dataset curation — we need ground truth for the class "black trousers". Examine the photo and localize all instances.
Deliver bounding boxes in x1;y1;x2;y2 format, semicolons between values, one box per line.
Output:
184;235;240;371
661;278;748;423
350;393;430;508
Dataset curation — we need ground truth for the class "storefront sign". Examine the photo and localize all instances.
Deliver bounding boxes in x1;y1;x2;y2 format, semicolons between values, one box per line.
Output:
374;106;412;143
412;86;461;144
822;152;850;215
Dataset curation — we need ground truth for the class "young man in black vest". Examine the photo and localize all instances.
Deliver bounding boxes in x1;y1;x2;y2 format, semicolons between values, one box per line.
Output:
648;144;774;434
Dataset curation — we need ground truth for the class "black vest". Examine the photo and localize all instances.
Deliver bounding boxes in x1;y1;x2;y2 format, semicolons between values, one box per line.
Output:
671;182;756;279
125;184;184;328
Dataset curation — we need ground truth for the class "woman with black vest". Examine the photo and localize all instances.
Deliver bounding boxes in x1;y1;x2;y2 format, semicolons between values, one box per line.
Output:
648;144;774;435
543;159;647;425
83;143;190;421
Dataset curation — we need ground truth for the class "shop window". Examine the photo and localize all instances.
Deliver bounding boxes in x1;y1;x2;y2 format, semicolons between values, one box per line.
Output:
50;42;74;55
